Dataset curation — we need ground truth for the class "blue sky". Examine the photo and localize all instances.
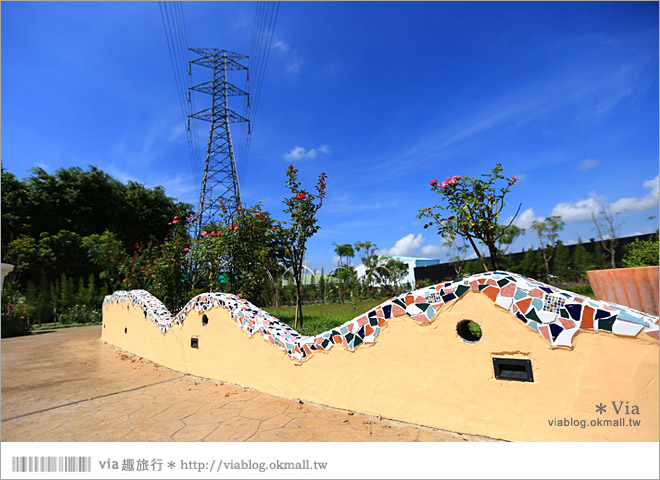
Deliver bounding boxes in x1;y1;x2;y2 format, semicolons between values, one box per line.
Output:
2;1;658;271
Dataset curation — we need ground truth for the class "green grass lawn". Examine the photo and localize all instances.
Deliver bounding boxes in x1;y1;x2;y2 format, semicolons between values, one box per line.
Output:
264;299;389;336
31;321;102;331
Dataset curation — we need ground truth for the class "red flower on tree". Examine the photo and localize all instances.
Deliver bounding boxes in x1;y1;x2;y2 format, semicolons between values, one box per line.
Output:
296;193;307;200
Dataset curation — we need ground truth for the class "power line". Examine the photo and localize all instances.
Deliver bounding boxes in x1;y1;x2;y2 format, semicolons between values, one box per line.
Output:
158;1;202;194
239;1;280;191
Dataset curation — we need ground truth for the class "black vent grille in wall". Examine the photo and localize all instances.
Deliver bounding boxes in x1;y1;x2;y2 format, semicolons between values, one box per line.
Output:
492;357;533;382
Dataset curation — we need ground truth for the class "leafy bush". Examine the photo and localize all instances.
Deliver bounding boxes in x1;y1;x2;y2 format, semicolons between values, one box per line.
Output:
622;237;659;268
1;301;31;337
57;304;101;324
566;283;595;298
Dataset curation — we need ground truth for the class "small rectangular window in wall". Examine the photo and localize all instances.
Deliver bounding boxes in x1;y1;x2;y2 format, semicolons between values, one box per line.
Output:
492;357;533;382
191;337;199;349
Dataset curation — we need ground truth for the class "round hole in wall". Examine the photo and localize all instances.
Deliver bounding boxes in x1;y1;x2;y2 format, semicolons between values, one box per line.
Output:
456;320;482;344
202;314;209;327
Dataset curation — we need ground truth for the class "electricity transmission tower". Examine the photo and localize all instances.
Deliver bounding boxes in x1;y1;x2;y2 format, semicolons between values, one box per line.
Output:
188;48;250;234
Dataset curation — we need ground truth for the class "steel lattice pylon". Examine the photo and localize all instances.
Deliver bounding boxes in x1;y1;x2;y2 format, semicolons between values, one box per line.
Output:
188;48;250;234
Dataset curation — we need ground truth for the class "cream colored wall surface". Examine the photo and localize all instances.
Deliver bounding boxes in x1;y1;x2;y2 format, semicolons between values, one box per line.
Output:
102;292;658;441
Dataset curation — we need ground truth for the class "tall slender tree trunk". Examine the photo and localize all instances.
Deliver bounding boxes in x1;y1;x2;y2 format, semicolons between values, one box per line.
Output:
466;235;489;271
487;242;500;271
294;275;303;329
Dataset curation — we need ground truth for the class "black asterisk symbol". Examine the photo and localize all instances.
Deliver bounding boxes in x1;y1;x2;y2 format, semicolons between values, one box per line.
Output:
595;402;607;414
167;461;176;469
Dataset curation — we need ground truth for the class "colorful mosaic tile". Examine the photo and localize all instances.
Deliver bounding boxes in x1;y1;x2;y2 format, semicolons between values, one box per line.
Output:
543;294;566;314
103;271;659;362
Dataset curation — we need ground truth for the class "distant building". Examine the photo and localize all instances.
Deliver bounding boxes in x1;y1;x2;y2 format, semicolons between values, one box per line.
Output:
355;256;441;288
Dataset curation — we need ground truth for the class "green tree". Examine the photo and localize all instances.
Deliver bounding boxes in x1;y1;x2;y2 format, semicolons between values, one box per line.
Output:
334;265;357;302
198;203;283;305
517;248;545;279
318;268;327;303
379;257;408;293
333;243;355;267
280;165;327;329
418;164;521;271
573;240;594;281
552;240;572;281
592;206;625;269
622;235;659;267
2;166;192;260
496;224;525;256
82;231;127;291
0;169;32;257
530;216;565;276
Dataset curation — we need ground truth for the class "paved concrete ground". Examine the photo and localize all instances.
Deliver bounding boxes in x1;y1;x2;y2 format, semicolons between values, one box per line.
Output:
1;326;498;442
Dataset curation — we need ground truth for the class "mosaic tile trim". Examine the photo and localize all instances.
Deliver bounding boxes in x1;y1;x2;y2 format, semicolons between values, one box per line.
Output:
103;271;659;363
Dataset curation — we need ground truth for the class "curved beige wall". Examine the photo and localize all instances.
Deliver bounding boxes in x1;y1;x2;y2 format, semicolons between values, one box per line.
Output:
102;292;658;441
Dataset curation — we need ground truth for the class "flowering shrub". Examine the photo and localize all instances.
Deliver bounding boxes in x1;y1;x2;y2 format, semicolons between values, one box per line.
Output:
1;287;30;337
418;164;520;271
281;164;327;328
58;304;102;324
192;202;283;304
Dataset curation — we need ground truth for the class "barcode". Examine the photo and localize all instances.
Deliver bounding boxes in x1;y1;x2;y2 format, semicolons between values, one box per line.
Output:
11;456;92;473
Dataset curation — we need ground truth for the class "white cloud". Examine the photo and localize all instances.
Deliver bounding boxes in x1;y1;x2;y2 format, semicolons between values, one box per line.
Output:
643;176;659;195
287;58;303;74
167;123;185;142
381;234;424;257
549;176;659;223
551;197;602;223
577;158;599;171
420;244;445;257
610;175;659;213
512;207;543;229
271;40;290;52
283;144;331;161
326;194;383;213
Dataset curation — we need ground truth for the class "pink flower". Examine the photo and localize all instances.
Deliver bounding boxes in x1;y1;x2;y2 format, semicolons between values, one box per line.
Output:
210;231;216;236
184;248;189;252
201;231;208;237
430;179;438;186
234;226;239;231
122;279;126;283
296;193;306;200
174;216;179;220
237;205;242;210
439;181;448;189
192;217;198;222
172;219;178;224
168;222;172;225
254;213;260;217
272;226;276;230
511;176;518;182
